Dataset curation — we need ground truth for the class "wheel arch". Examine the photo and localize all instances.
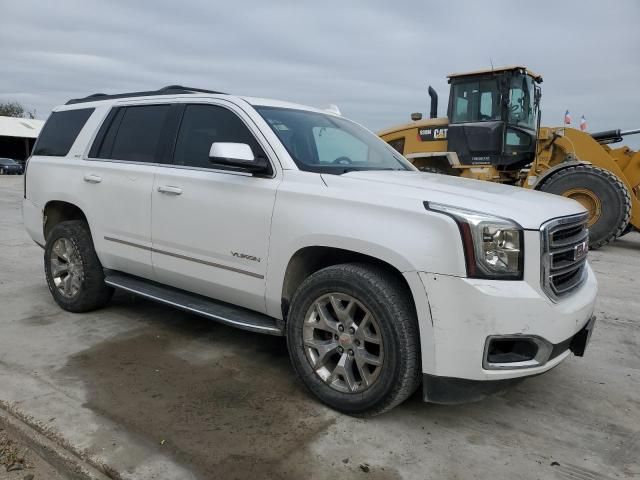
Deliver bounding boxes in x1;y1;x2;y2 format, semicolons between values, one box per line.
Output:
43;200;89;241
279;246;417;322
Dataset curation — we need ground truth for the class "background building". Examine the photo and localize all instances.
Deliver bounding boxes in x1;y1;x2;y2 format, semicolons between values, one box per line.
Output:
0;116;43;165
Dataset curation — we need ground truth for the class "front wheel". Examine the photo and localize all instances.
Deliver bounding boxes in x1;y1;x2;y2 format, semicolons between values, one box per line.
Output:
538;165;631;249
44;220;113;312
286;263;421;416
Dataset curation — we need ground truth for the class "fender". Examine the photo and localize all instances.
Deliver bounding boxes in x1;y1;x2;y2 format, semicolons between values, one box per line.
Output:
265;235;421;320
531;160;588;189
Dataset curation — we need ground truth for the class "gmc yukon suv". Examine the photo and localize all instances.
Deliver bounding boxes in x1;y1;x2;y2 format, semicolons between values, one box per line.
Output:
23;86;597;415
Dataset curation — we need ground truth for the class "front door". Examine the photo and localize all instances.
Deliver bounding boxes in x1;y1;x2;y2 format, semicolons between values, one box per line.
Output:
151;103;280;313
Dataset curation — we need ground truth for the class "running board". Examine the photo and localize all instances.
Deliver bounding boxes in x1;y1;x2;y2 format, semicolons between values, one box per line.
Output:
103;271;283;336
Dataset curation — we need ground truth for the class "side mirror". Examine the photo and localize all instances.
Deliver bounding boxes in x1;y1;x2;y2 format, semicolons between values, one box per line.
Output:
208;142;271;175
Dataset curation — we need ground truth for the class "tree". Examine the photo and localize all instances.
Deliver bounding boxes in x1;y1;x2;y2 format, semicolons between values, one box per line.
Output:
0;101;36;119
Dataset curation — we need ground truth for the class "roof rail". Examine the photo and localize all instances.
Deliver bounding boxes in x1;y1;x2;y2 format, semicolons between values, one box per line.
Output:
65;85;226;105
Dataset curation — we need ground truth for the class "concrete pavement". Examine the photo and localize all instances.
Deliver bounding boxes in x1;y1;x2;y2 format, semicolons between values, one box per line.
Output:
1;176;638;479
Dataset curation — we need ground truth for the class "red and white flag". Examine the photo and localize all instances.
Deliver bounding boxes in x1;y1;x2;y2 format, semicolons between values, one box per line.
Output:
580;115;587;131
564;110;572;125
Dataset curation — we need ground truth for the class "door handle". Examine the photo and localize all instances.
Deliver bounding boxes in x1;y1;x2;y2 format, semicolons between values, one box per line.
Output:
83;174;102;184
157;185;183;195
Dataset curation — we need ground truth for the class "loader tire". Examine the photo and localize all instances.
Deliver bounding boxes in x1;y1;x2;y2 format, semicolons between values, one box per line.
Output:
619;223;636;237
538;165;631;249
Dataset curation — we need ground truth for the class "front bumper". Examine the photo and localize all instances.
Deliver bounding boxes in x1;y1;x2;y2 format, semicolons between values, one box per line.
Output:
411;262;597;386
422;315;596;404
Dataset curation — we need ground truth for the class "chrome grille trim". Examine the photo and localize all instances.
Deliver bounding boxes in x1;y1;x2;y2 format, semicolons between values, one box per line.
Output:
540;213;589;302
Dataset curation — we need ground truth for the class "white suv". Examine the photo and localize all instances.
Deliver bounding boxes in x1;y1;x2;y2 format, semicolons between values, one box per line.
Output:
23;86;597;415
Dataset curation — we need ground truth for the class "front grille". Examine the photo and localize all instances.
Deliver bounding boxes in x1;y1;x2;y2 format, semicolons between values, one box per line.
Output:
540;213;589;301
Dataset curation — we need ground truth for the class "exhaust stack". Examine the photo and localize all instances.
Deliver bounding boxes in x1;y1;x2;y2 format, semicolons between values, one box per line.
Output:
428;86;438;119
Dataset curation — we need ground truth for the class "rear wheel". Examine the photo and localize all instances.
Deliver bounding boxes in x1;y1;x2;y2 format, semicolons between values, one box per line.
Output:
538;165;631;249
44;220;113;312
286;263;421;416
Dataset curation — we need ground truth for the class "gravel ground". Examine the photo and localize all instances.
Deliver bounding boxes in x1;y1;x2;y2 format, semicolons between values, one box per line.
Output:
0;175;639;479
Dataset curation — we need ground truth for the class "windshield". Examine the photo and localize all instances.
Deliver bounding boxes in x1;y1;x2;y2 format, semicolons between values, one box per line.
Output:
450;79;501;123
507;74;536;129
255;106;412;174
0;158;17;165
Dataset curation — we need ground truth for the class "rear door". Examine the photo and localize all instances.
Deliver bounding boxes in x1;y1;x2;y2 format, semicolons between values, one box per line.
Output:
150;102;281;312
83;103;173;279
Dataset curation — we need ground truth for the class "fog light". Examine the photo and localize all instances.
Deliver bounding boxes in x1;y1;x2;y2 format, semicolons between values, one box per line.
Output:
483;336;552;370
488;339;538;363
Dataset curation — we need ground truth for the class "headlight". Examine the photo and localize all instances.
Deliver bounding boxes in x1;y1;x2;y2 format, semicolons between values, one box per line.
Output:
426;202;524;280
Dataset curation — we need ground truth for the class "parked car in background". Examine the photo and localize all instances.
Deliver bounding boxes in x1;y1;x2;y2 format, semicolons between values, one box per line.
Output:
0;158;24;175
23;86;597;415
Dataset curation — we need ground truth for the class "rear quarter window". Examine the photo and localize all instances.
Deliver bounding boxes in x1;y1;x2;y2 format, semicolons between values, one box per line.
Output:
33;108;94;156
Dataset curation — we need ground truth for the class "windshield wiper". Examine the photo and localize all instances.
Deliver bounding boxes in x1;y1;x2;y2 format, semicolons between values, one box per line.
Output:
339;167;402;175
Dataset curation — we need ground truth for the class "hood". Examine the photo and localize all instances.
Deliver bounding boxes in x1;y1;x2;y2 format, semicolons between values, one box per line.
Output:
321;170;586;230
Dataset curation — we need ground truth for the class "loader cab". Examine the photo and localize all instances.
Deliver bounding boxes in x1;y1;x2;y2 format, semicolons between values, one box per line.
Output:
446;66;542;169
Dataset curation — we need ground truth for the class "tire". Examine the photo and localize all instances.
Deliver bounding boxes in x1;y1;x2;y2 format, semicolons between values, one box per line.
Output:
619;223;636;237
44;220;113;312
286;263;421;416
538;165;632;249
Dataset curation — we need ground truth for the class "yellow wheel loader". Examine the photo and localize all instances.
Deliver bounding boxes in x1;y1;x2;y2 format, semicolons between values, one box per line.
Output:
379;66;640;248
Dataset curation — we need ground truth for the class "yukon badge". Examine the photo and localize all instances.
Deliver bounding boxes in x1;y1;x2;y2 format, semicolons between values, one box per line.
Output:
231;251;262;262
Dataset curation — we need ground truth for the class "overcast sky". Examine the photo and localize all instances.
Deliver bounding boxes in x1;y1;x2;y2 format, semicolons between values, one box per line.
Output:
1;0;639;147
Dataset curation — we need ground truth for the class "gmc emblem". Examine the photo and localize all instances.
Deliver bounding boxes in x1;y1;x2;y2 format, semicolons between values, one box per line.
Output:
573;241;588;261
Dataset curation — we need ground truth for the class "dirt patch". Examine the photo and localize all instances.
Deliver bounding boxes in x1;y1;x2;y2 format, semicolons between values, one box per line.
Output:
61;303;336;479
0;427;64;480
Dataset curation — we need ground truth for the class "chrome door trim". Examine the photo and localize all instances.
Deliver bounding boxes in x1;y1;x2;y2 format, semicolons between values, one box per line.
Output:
104;236;152;250
104;236;264;279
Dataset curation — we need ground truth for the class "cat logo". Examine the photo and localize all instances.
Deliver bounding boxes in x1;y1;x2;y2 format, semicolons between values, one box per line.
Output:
418;127;448;142
433;128;448;140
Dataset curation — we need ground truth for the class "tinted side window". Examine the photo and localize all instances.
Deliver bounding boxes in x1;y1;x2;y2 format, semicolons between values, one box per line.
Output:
106;105;171;162
33;108;94;156
90;107;123;158
173;104;265;169
451;80;500;123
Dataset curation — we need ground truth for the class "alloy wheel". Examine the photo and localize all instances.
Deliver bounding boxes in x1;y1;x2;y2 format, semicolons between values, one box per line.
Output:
50;237;84;298
302;293;384;393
